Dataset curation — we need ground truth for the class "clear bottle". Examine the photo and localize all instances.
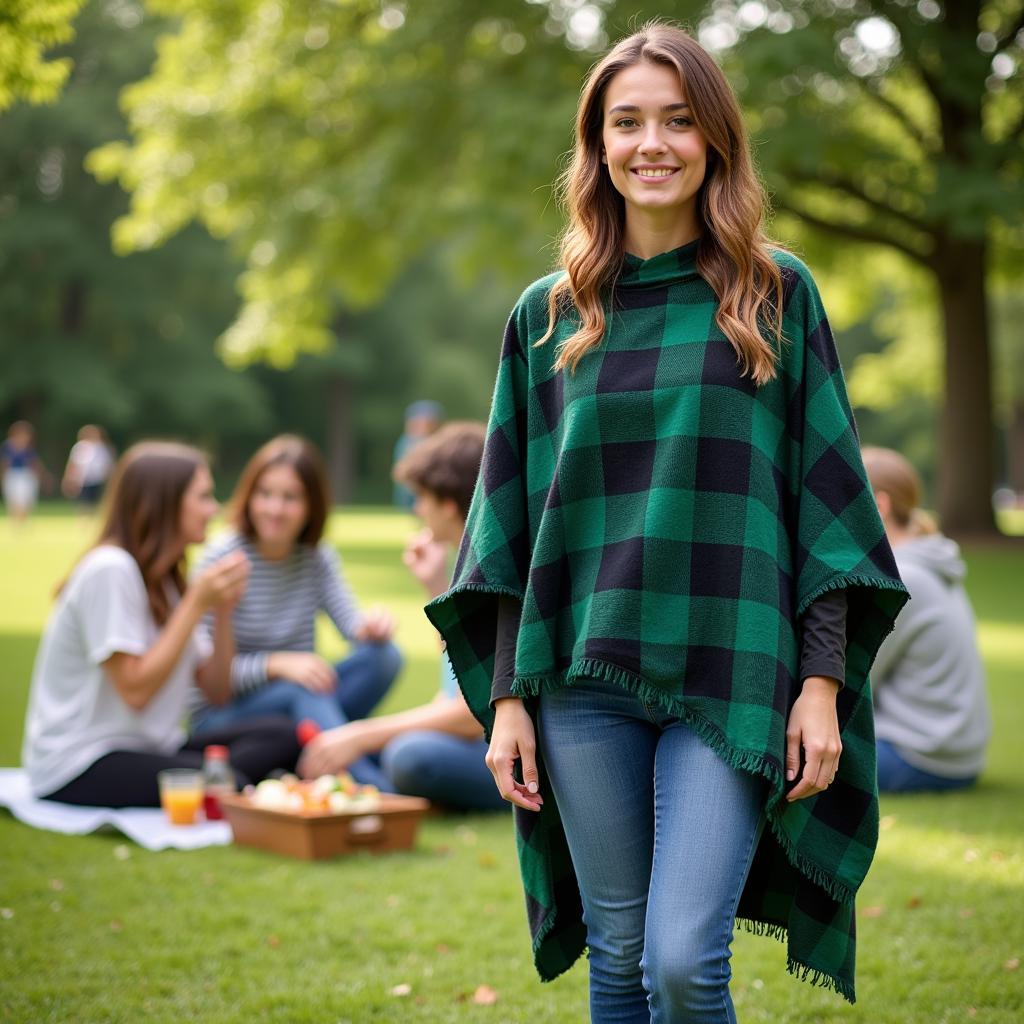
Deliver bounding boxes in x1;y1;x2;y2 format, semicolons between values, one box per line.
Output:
202;745;235;820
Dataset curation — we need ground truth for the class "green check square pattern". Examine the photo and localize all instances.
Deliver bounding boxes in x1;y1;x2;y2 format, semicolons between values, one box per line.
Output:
426;243;908;1002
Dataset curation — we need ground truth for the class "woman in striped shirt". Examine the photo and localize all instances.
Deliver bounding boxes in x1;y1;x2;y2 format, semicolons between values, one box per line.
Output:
189;435;401;787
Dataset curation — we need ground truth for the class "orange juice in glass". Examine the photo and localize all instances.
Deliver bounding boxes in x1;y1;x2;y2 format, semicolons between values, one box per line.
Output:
158;769;204;825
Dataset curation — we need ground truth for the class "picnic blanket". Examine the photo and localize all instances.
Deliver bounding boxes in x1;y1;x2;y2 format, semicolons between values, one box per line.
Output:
0;768;232;851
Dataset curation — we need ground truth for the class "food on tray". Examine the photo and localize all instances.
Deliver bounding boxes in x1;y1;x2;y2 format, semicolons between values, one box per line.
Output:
247;773;381;814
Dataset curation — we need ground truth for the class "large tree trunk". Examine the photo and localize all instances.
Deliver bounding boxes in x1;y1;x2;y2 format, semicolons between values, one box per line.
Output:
325;374;354;505
1008;401;1024;496
933;236;998;537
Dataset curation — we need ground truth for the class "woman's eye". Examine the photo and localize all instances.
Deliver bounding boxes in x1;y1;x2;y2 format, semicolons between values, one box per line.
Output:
669;116;692;127
615;118;639;128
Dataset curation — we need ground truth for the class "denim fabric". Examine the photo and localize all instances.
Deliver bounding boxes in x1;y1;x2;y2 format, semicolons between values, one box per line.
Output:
380;730;507;811
191;642;401;790
876;738;978;793
538;678;766;1024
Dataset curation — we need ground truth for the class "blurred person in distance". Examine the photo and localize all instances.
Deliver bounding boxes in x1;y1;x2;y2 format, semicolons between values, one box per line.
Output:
1;420;50;524
23;441;299;807
864;446;991;792
299;421;506;811
392;399;443;509
62;424;115;512
188;434;401;790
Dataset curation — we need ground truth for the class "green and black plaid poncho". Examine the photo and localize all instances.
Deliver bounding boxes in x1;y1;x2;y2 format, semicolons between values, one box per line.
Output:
426;240;908;1003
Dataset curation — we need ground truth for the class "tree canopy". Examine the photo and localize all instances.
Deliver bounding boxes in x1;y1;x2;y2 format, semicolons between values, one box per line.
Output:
5;0;1022;527
0;0;85;110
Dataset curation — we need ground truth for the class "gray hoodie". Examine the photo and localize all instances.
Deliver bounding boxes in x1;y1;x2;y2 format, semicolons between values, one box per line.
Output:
872;534;991;778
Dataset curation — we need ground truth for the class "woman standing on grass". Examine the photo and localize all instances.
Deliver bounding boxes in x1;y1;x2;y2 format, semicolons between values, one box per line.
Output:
188;435;401;789
427;22;908;1021
23;442;300;806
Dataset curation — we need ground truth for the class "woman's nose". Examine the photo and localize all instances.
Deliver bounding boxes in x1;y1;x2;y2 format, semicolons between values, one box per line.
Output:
638;125;667;154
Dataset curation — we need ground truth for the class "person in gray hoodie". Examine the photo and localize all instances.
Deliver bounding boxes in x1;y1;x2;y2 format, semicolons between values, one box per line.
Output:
863;447;991;792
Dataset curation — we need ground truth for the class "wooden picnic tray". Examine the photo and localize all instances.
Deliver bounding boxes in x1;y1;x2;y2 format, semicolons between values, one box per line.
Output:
219;792;430;861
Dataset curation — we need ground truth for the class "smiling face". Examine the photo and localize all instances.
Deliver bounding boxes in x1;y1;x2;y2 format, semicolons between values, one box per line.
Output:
247;463;309;551
178;463;219;546
601;60;708;246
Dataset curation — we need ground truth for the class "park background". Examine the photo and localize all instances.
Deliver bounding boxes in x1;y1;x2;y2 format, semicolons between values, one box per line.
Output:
1;1;1022;1021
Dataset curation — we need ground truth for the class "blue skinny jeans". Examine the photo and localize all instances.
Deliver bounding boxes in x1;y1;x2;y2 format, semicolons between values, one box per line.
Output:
876;738;978;793
191;641;401;790
380;730;507;811
538;678;766;1024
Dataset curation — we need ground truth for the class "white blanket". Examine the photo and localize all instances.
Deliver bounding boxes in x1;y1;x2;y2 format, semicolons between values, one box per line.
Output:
0;768;232;851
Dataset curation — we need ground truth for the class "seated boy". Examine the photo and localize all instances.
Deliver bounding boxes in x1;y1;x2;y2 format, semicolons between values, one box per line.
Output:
298;421;504;810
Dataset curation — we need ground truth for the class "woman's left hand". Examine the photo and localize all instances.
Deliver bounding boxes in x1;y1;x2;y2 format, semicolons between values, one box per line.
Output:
785;676;842;802
356;606;395;643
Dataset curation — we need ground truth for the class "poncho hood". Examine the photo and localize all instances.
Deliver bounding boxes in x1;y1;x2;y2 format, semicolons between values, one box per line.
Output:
427;248;908;1003
617;238;702;289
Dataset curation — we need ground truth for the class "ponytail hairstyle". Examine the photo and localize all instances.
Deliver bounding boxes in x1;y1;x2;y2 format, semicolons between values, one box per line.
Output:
861;446;938;536
540;20;785;383
88;441;208;623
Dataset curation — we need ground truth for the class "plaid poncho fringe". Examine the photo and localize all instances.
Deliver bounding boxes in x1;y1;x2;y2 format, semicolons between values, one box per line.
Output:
426;242;908;1003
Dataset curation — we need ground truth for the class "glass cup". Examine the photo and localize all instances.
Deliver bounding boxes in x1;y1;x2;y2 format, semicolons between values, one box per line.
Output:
158;768;204;826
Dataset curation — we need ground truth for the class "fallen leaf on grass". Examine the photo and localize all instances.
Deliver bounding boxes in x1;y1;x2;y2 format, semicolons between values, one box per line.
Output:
435;943;451;955
0;908;13;920
860;906;884;919
109;920;123;933
989;850;1005;863
968;1008;978;1018
473;985;498;1005
879;815;897;831
267;935;281;949
478;851;497;868
390;983;412;997
49;879;64;891
113;844;131;861
958;908;976;919
963;848;979;863
1004;958;1020;971
905;896;922;910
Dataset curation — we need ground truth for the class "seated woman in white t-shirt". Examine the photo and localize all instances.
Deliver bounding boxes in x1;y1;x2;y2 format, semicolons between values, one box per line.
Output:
22;441;301;807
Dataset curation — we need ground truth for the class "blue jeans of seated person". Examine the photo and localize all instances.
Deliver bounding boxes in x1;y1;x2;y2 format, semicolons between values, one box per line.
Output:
876;738;978;793
538;678;767;1024
380;730;507;812
191;641;401;791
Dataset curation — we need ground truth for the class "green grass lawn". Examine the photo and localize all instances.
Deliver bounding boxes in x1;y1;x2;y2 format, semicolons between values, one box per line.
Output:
0;511;1021;1023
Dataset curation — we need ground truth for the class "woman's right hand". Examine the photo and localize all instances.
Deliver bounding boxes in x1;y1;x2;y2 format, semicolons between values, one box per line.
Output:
486;698;543;812
193;551;250;611
266;651;337;693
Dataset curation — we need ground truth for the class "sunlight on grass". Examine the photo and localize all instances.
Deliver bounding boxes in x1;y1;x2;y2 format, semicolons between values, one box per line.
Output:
1;511;1022;1023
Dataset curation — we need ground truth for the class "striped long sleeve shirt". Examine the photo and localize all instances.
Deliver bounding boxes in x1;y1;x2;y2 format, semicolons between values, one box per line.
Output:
191;530;364;709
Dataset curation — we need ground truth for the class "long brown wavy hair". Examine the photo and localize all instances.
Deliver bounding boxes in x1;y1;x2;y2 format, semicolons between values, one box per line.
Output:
541;21;784;383
82;441;207;624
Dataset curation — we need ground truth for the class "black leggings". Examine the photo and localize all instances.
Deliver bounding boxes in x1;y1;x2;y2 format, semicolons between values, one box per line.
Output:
43;716;301;808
